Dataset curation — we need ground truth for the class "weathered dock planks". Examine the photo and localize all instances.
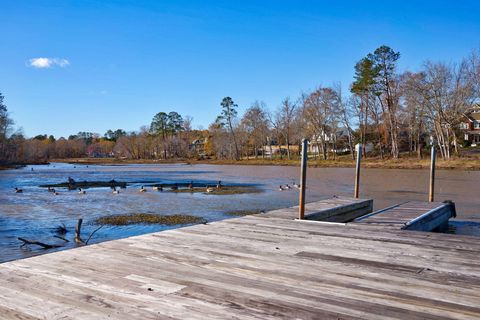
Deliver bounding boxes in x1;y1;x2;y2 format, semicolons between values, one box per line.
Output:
0;198;478;319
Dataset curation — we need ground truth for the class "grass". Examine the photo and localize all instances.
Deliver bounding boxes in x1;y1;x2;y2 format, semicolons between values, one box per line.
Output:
194;154;480;170
50;151;480;170
224;209;264;216
95;213;205;226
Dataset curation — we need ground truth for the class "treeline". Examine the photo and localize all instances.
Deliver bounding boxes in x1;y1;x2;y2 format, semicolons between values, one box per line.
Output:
209;46;480;161
1;45;479;165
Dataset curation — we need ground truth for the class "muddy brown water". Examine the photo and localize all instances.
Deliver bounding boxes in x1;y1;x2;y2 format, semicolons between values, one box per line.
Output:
0;163;479;263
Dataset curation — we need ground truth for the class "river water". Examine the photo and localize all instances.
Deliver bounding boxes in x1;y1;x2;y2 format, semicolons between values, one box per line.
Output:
1;163;479;263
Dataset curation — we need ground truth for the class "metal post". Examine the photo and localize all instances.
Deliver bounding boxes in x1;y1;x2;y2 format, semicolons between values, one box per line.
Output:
299;139;308;219
354;143;362;198
429;145;436;202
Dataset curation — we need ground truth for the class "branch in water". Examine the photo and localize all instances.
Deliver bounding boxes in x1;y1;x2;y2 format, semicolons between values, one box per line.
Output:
18;237;63;249
85;225;104;245
53;235;69;242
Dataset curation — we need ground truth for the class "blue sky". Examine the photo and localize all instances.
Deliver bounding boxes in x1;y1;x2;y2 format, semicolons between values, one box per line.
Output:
1;0;479;138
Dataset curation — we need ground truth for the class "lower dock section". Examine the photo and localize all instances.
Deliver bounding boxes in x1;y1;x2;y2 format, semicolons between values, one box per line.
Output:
263;196;373;222
354;201;456;231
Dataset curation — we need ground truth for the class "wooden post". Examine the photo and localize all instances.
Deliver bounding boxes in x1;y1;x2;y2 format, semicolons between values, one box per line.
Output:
429;145;436;202
75;218;84;244
354;143;362;198
299;139;308;219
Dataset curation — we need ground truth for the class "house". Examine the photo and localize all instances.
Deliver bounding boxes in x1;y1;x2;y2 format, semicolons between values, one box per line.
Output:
309;129;352;154
262;145;298;156
461;106;480;146
189;138;207;156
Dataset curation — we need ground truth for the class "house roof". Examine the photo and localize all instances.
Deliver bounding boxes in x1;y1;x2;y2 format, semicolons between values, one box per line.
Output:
464;106;480;121
470;112;480;121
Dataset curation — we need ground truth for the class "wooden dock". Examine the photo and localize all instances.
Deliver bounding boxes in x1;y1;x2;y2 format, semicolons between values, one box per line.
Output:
0;198;479;319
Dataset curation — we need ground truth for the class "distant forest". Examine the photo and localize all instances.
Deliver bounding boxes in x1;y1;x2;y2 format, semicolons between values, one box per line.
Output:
1;45;480;165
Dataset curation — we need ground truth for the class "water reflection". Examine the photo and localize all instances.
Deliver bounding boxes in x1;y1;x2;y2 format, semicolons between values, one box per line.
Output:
447;220;480;236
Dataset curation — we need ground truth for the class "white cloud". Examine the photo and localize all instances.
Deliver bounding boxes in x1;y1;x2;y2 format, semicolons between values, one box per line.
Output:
27;57;70;69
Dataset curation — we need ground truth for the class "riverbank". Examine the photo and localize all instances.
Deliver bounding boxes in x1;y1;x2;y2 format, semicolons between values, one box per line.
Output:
50;154;480;170
0;161;49;170
0;164;25;170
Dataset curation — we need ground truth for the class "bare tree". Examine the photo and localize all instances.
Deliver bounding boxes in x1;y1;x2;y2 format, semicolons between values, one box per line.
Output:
241;101;269;159
302;88;340;160
404;61;476;159
277;97;297;160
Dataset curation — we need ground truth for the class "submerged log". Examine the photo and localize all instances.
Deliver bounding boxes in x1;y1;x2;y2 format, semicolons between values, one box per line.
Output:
18;237;63;249
18;218;103;250
40;180;127;189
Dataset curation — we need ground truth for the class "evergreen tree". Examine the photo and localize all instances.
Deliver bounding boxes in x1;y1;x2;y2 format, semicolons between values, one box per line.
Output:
216;97;240;160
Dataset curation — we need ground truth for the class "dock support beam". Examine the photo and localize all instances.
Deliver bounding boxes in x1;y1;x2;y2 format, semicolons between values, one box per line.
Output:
354;143;362;198
299;139;308;219
429;144;436;202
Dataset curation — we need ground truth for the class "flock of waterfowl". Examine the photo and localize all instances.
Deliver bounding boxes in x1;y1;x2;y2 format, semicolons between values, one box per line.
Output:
278;182;301;191
13;180;226;195
14;175;296;195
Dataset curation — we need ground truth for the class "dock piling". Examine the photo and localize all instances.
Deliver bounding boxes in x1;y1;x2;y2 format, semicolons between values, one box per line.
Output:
354;143;362;198
429;144;436;202
299;139;308;219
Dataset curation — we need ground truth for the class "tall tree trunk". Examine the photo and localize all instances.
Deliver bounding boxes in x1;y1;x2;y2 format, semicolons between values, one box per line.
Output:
347;129;355;160
363;93;369;157
417;130;422;159
451;128;459;156
268;139;273;160
286;134;291;160
227;119;239;160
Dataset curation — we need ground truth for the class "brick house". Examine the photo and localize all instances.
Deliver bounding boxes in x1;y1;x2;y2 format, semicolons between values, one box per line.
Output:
461;106;480;146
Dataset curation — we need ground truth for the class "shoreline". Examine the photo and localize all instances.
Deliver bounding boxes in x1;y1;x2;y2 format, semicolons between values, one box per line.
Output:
42;156;480;171
3;156;480;171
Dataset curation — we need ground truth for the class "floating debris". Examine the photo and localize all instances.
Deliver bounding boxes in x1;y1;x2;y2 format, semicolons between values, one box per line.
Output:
95;213;205;226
